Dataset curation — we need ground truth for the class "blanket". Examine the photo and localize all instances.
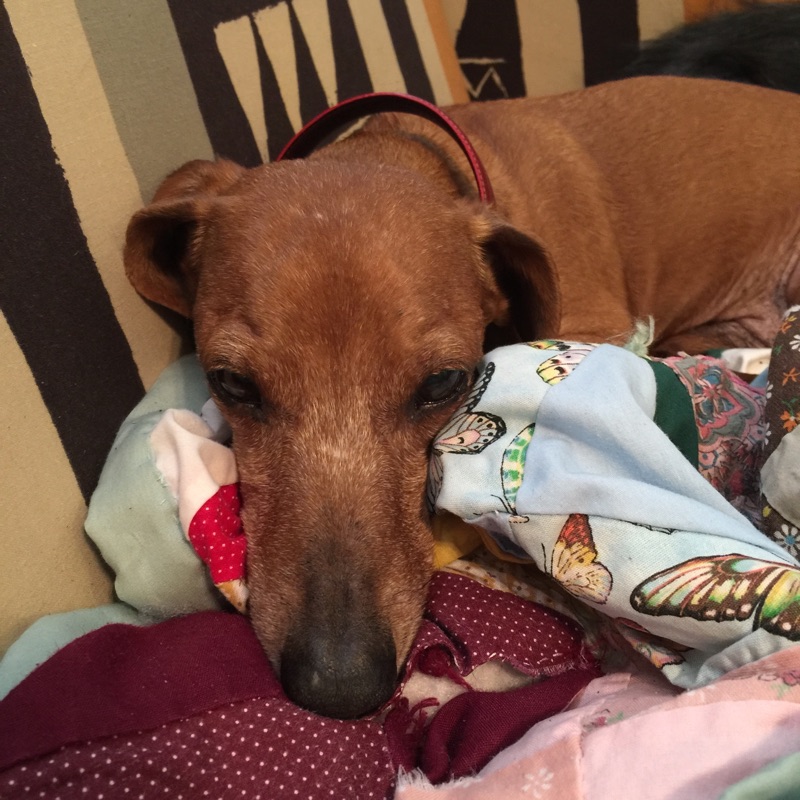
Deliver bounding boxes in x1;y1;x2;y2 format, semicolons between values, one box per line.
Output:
3;308;800;798
0;572;602;798
430;338;800;689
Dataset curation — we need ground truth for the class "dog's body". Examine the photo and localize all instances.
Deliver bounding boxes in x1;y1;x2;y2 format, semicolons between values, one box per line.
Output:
125;77;800;718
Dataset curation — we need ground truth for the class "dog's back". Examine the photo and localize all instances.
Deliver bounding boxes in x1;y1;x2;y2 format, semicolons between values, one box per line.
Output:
432;77;800;351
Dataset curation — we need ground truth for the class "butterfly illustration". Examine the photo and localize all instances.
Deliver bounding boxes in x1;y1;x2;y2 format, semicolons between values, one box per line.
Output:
426;362;506;511
537;347;597;385
527;340;573;352
542;514;613;605
497;424;535;523
631;554;800;641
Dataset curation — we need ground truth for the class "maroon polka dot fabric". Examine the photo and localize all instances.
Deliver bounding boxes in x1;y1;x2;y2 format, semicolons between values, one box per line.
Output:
0;573;599;798
413;572;589;678
2;705;393;800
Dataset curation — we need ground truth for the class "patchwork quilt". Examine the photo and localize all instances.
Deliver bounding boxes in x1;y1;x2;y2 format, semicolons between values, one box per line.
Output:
3;308;800;798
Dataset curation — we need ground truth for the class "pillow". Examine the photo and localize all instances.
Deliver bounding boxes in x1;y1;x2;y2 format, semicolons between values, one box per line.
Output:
84;356;226;617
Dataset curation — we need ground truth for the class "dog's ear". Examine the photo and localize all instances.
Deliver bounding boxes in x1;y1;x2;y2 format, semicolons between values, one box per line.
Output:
124;159;246;317
470;213;562;348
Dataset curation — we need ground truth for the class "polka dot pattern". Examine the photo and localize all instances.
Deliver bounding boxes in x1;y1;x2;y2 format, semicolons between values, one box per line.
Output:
0;701;395;800
187;484;246;583
0;574;596;797
407;572;588;681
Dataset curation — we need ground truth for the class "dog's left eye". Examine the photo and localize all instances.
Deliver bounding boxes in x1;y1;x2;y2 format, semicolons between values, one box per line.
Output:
207;369;262;409
415;369;468;407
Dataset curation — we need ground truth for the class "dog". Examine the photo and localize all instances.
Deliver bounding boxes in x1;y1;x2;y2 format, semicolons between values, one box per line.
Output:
124;76;800;719
621;2;800;94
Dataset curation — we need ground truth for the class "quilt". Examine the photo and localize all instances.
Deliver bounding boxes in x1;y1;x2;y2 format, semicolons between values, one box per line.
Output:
3;308;800;798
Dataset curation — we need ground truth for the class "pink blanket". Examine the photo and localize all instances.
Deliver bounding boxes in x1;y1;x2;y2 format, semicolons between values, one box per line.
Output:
397;646;800;799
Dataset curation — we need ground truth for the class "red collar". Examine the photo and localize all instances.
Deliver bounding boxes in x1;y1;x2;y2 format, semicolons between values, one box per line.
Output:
276;92;494;205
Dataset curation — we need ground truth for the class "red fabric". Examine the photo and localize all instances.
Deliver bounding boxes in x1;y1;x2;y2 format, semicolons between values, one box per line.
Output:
0;613;394;799
187;484;246;582
0;574;598;798
0;612;274;771
418;572;590;677
384;573;598;778
420;665;601;783
1;697;395;800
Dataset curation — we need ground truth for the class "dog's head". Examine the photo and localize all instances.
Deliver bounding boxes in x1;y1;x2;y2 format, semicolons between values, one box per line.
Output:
124;156;560;718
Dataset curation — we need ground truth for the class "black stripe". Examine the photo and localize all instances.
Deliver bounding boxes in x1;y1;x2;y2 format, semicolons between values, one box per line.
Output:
0;5;145;501
454;0;525;100
167;0;264;166
250;15;297;162
328;0;373;99
167;0;381;162
577;0;640;85
380;0;435;101
289;5;330;125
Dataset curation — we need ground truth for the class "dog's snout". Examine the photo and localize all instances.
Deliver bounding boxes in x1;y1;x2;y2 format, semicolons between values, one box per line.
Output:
276;547;399;719
280;618;397;719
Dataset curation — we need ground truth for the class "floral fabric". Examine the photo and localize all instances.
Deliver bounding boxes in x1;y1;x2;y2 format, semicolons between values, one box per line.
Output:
663;354;765;525
760;305;800;560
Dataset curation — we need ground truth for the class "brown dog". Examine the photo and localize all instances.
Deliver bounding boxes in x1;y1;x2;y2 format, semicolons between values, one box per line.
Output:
124;77;800;719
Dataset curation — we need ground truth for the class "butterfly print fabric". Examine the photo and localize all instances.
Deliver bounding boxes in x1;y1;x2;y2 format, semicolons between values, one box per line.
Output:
429;338;800;690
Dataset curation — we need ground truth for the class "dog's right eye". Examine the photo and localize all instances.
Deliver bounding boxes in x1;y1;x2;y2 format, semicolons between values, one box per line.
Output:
414;369;468;408
207;369;262;409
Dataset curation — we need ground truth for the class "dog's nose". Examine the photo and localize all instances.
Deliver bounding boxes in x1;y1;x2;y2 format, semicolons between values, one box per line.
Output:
280;622;397;719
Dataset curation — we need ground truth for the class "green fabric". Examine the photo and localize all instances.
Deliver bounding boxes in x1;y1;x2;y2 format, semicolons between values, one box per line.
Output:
646;360;698;469
84;355;224;618
720;752;800;800
2;355;221;701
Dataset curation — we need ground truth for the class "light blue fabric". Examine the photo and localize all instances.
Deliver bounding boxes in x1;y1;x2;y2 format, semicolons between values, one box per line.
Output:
525;346;786;552
761;425;800;528
433;342;800;689
719;751;800;800
751;367;770;389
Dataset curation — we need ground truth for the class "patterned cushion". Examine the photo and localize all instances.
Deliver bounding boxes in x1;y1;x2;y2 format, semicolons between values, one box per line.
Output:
0;0;698;653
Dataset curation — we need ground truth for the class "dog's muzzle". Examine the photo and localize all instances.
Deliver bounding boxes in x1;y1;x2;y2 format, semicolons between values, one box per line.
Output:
278;566;397;719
